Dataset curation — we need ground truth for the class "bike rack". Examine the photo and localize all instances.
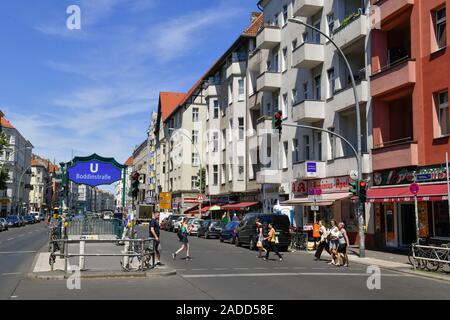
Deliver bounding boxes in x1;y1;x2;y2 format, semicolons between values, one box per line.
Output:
49;238;156;274
412;243;450;271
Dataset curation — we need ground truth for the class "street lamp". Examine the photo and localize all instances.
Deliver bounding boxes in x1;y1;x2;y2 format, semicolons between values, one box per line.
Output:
288;17;365;257
168;128;204;218
16;164;32;215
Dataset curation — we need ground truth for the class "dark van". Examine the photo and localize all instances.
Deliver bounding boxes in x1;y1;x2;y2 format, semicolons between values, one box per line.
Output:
235;213;291;252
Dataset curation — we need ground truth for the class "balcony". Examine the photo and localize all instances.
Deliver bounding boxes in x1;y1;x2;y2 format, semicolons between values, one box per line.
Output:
372;139;418;171
293;161;326;179
331;80;369;112
248;50;263;72
371;0;415;27
332;14;368;49
371;59;416;98
256;169;282;184
248;91;263;110
326;154;371;176
292;43;324;69
257;71;281;92
293;0;324;17
256;26;281;50
256;116;273;136
205;84;218;97
226;53;247;78
292;100;325;123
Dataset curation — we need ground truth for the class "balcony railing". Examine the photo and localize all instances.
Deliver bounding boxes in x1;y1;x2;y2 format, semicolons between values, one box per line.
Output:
373;136;413;149
372;54;411;75
332;9;365;35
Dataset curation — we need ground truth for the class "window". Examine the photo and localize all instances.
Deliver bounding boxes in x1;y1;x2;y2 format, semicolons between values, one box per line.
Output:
316;132;322;161
192;108;199;122
238;79;245;101
327;68;335;98
329;127;336;159
313;21;321;43
238;156;245;181
292;89;298;105
282;141;288;169
221;165;226;185
273;14;279;27
222;129;226;150
213;132;219;152
238;117;245;140
271;48;279;72
191;176;198;190
213;165;219;186
436;7;447;50
162;164;166;174
302;32;309;43
213;100;219;119
293;139;300;163
283;5;288;26
303;135;311;161
273;93;279;112
438;91;449;135
303;82;309;100
314;75;321;100
229;119;233;142
5;151;11;161
169;118;174;130
229;157;233;181
327;13;335;35
192;153;200;167
291;39;298;52
282;47;288;72
228;83;233;104
192;130;199;145
282;93;288;118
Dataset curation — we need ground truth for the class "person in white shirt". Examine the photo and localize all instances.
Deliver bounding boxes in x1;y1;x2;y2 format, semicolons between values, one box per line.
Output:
314;220;331;261
328;220;340;266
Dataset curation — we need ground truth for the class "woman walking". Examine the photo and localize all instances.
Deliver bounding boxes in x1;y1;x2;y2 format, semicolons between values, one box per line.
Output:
337;222;350;267
314;220;330;261
172;217;192;261
328;220;340;266
256;219;267;258
264;223;283;262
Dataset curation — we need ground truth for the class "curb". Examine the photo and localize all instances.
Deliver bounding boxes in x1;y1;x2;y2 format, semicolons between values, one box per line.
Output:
293;250;450;283
27;268;177;280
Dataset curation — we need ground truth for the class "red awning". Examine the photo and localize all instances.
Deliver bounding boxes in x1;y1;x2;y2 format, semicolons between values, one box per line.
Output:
184;205;199;214
222;202;259;210
368;183;449;203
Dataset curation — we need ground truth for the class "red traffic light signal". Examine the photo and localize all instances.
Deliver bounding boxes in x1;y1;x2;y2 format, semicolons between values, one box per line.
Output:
132;172;140;181
275;111;282;120
359;181;367;188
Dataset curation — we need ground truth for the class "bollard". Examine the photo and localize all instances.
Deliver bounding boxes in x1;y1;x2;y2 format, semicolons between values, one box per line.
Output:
79;240;86;271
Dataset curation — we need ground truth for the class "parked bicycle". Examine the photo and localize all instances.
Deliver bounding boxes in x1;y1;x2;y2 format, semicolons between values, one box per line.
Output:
290;232;308;251
120;231;155;272
408;238;450;272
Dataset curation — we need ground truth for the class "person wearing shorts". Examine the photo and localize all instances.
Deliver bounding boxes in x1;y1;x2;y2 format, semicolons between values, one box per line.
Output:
337;222;350;267
328;220;340;266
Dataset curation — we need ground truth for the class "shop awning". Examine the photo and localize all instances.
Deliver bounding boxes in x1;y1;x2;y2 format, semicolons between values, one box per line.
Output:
222;202;259;210
208;205;222;211
281;193;352;206
368;183;449;203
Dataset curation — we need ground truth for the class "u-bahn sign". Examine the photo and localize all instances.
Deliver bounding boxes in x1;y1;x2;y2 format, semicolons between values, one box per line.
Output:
67;154;127;187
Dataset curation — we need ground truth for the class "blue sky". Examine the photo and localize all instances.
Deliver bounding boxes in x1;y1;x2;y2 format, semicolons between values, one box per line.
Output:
0;0;258;168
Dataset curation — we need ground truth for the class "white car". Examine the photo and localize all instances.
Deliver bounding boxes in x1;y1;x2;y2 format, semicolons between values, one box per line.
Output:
189;219;203;235
173;216;185;233
30;212;41;223
103;212;113;220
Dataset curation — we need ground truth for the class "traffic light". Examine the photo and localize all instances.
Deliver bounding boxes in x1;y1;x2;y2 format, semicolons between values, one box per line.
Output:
359;180;368;203
349;180;358;197
131;172;140;199
274;111;283;135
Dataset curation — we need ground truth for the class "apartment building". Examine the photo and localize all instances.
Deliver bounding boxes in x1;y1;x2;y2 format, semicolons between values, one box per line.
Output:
203;13;264;210
369;0;450;249
133;140;148;205
29;155;52;213
255;0;373;243
77;184;92;213
0;117;33;216
147;112;158;205
115;156;133;210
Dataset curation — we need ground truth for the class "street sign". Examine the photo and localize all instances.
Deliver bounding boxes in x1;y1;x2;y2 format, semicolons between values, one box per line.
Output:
159;192;172;210
197;194;207;204
311;205;319;211
410;183;420;195
306;162;317;177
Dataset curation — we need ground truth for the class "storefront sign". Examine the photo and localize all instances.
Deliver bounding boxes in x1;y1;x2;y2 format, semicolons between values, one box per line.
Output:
292;180;307;194
309;177;350;193
306;162;317;177
374;166;449;186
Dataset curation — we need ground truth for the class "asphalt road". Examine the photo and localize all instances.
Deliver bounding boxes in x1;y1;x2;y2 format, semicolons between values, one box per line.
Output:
5;225;450;300
0;221;49;300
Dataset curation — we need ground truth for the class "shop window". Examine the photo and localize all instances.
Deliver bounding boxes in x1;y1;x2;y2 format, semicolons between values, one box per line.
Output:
433;201;450;237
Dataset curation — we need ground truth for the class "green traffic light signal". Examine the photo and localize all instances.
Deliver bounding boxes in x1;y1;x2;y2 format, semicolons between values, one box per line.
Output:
349;181;358;196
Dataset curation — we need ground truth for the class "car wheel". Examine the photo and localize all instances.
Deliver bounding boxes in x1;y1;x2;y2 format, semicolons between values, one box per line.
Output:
231;236;236;245
235;236;241;247
220;237;224;243
205;232;209;239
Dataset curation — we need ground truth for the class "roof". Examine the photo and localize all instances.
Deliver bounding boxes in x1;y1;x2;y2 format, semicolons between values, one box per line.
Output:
31;159;46;168
243;12;264;36
165;79;203;121
1;117;14;129
160;92;186;122
125;156;133;166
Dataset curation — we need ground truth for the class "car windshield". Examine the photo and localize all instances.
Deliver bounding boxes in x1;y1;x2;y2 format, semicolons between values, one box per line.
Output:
211;222;223;228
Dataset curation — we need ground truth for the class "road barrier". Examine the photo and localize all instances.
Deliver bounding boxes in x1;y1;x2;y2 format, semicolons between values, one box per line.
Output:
411;243;450;272
66;218;123;238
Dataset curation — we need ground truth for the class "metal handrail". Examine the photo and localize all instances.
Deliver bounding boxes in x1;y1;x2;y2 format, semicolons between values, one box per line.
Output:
49;237;156;274
411;243;450;270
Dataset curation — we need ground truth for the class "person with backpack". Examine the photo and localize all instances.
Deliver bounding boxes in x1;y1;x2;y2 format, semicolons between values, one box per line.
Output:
172;217;192;261
263;223;283;262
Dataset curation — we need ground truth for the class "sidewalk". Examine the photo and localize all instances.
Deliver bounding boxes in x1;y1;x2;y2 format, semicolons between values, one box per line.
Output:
296;245;450;283
29;236;176;280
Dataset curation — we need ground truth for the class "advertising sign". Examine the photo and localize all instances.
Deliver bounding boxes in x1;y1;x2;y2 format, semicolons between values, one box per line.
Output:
306;162;317;177
159;192;172;210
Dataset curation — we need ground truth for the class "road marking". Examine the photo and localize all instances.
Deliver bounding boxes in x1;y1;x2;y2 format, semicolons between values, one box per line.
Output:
254;267;268;270
17;234;24;237
2;272;22;276
192;268;208;271
7;238;14;241
213;268;227;271
182;272;418;279
233;268;249;270
0;251;36;255
10;296;19;299
28;232;33;234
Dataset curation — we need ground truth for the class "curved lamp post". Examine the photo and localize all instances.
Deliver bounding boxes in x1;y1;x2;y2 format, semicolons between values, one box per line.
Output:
288;17;365;257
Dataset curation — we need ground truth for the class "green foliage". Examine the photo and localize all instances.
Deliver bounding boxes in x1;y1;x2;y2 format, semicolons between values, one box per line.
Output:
196;168;206;194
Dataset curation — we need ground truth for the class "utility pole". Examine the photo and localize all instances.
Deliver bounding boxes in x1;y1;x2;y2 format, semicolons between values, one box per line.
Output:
289;17;365;257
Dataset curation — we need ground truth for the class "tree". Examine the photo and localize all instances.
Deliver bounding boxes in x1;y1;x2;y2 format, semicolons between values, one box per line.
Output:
196;168;206;194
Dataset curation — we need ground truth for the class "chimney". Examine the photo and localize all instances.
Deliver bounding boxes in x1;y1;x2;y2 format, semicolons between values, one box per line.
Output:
250;12;261;23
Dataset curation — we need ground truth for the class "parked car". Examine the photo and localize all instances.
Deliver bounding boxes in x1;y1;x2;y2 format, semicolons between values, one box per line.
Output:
160;217;169;231
234;213;291;252
220;221;240;244
29;212;41;223
0;218;8;231
173;216;185;233
103;212;113;220
189;219;204;236
167;215;182;232
197;220;225;239
6;216;21;228
18;216;26;226
32;212;45;222
23;215;35;224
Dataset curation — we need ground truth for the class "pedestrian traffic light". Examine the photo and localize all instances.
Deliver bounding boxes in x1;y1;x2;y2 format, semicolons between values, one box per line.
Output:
274;111;283;135
349;180;358;197
359;180;368;203
131;172;140;199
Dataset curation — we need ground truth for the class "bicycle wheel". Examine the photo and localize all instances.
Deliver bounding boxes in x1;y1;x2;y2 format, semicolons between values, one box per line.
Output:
426;247;446;272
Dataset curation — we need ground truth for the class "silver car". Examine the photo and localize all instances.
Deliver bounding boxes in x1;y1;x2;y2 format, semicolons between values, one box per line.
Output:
0;218;8;232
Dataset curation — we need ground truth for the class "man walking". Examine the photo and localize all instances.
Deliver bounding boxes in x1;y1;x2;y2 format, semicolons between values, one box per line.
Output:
314;220;330;261
150;211;163;266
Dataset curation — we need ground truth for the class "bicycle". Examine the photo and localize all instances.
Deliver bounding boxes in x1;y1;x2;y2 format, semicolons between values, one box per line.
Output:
290;232;308;251
407;238;430;270
424;243;450;272
120;237;155;272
